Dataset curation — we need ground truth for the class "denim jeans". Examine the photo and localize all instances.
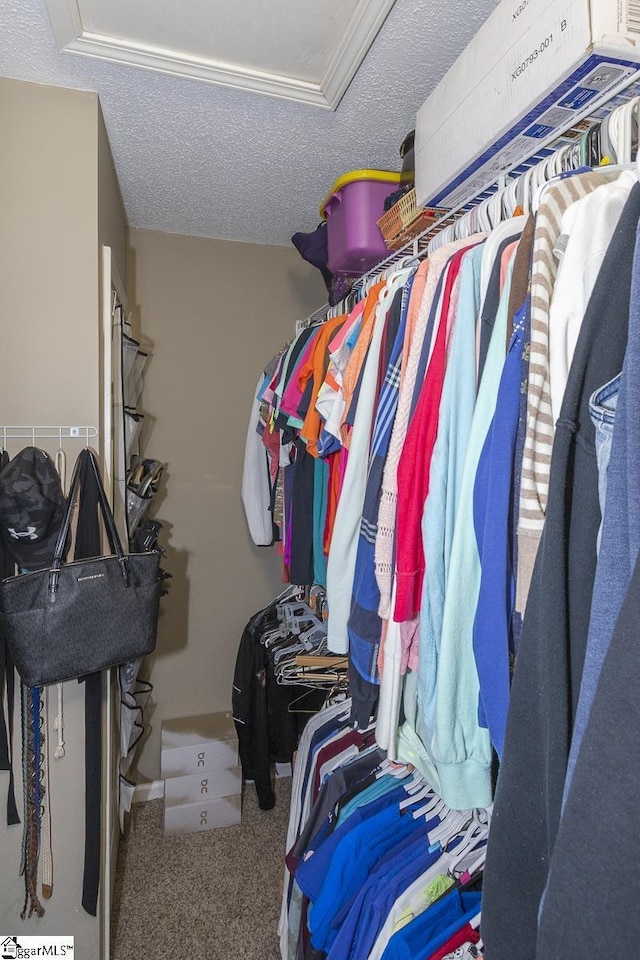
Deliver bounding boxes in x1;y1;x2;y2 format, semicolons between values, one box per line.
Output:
589;373;621;553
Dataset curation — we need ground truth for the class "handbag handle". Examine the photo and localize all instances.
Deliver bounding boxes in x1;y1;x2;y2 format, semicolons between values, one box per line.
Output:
49;450;130;597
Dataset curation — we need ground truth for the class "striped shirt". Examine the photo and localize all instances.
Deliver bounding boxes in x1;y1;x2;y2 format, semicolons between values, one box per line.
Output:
516;171;617;613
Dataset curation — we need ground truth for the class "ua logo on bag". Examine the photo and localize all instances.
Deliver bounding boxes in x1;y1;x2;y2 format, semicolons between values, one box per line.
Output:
8;526;38;540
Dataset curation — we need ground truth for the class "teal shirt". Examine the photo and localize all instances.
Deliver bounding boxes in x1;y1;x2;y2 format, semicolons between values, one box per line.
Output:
398;254;515;809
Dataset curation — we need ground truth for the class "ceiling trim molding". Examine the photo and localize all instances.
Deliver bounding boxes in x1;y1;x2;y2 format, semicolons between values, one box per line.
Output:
44;0;397;110
322;0;397;109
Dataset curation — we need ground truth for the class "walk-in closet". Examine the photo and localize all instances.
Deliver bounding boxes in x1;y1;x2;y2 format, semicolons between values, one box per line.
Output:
1;0;640;958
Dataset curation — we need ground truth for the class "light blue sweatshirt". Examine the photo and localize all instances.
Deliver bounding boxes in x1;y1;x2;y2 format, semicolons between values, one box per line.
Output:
417;243;484;744
397;250;515;808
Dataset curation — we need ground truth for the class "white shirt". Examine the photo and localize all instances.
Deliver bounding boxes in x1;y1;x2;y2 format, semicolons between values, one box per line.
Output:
326;269;412;654
548;170;635;424
241;375;273;545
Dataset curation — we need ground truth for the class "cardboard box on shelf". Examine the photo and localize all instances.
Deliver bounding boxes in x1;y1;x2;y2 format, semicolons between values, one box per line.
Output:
415;0;640;209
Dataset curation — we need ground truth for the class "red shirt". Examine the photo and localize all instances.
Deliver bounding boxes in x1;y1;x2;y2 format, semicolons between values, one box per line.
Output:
427;921;480;960
394;244;476;621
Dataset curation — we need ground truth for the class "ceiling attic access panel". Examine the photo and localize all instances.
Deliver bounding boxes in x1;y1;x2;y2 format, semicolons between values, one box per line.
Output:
44;0;398;108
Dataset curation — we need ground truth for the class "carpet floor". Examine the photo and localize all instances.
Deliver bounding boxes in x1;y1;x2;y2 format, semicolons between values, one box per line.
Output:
111;777;291;960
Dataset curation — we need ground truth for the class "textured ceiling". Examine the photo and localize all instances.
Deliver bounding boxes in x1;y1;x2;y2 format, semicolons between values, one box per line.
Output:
0;0;499;245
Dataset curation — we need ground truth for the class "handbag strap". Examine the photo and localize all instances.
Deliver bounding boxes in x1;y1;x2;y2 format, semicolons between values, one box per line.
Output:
50;450;129;594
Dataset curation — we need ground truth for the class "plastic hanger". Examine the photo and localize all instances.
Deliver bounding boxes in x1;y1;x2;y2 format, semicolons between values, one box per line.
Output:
428;807;471;845
447;834;489;882
487;188;503;229
278;599;315;621
462;846;488;881
521;166;535;215
444;809;489;859
273;584;303;605
403;770;429;794
597;117;610;164
411;791;447;821
609;104;622;163
502;177;518;218
374;757;411;780
297;623;328;650
399;781;433;809
442;813;490;874
620;97;640;163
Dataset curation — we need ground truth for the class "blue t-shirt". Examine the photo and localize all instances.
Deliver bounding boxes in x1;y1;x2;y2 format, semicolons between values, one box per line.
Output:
327;821;446;960
309;804;428;952
380;889;482;960
296;782;409;903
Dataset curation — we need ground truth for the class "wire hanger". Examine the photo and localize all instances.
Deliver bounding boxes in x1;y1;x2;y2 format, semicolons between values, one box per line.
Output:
287;686;326;714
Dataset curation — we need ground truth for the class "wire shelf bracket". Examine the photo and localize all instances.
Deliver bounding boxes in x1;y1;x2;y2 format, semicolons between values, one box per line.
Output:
0;425;98;450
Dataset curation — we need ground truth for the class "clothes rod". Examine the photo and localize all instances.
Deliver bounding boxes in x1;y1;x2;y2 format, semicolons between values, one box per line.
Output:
298;68;640;333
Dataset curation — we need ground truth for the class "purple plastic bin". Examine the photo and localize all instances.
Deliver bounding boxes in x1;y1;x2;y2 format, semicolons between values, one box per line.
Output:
323;176;398;277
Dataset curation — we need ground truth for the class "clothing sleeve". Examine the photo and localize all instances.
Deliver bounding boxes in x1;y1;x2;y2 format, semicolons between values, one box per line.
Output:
241;375;274;546
232;613;275;810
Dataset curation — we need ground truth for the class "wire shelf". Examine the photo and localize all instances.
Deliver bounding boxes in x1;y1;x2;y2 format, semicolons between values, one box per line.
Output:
298;68;640;329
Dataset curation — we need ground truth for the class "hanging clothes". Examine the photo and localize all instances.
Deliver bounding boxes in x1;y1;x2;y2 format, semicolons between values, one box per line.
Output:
347;283;410;724
243;153;640;960
532;205;640;960
481;181;640;960
280;698;489;960
515;170;620;614
326;271;412;667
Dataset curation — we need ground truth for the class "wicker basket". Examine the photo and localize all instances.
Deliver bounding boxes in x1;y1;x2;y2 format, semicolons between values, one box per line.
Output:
377;188;447;250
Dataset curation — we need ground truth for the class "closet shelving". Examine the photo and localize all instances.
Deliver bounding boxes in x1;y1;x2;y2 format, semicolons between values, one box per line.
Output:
0;426;98;446
102;246;164;959
301;68;640;330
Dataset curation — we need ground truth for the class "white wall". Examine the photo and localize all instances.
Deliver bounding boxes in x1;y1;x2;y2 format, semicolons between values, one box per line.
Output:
0;77;126;958
127;227;327;782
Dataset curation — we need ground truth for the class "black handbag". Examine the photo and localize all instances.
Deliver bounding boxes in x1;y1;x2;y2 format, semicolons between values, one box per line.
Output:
0;450;163;687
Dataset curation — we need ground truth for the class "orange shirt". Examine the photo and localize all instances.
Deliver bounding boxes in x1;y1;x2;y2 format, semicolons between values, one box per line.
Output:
299;313;347;458
339;280;386;447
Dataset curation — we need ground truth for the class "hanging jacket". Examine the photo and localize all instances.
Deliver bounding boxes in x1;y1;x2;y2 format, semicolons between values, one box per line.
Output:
232;601;324;810
232;602;281;810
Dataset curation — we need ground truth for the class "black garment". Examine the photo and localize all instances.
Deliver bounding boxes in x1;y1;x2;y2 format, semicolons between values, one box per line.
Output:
233;603;280;809
482;183;640;960
0;628;19;825
290;747;385;867
411;271;446;418
274;325;317;435
232;602;323;809
291;223;333;293
290;440;315;586
477;232;520;382
536;552;640;958
297;377;316;422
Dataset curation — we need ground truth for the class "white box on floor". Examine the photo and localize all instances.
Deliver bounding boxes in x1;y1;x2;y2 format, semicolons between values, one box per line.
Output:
164;794;242;835
415;0;640;209
161;711;238;779
164;767;242;805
